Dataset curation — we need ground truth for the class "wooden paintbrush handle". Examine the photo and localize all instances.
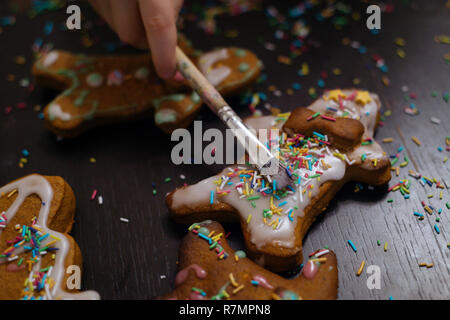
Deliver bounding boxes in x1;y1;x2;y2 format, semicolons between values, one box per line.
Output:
175;46;229;115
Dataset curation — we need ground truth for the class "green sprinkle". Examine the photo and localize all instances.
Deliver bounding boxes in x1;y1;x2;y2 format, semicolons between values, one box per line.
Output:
40;266;50;273
164;177;171;183
247;196;261;201
387;199;393;203
152;189;157;196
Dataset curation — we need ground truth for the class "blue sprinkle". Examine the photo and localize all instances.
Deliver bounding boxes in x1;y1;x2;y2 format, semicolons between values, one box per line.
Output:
347;240;357;252
434;224;440;234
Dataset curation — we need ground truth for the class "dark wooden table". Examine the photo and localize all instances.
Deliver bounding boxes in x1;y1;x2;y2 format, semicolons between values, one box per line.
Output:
1;0;449;300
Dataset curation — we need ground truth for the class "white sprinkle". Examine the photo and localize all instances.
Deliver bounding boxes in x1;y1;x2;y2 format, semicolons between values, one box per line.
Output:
314;249;330;258
120;218;129;223
98;196;103;205
430;117;441;124
160;275;166;279
180;174;186;180
7;256;19;262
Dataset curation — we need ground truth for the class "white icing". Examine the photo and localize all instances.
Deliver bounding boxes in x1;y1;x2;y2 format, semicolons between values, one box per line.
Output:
48;104;72;121
42;52;59;67
198;48;232;86
308;89;388;165
0;175;100;300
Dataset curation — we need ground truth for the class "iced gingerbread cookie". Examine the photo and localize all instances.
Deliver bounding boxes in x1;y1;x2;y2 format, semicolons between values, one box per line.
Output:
166;89;391;272
32;36;262;137
159;220;338;300
0;174;99;300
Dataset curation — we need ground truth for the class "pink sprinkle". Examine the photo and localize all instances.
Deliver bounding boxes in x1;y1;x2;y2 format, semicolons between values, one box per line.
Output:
346;91;357;101
5;106;12;114
225;232;231;238
320;115;336;122
91;189;97;200
16;103;26;109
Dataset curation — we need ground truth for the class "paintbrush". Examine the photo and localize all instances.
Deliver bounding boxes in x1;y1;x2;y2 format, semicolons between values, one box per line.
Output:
175;46;291;188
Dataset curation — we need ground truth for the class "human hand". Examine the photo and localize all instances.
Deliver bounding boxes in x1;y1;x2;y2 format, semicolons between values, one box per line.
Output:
89;0;183;79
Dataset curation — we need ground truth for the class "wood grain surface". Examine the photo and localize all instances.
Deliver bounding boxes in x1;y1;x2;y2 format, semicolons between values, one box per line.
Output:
0;0;449;299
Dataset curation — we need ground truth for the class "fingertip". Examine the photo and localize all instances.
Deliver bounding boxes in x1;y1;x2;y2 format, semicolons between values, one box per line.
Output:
153;53;177;79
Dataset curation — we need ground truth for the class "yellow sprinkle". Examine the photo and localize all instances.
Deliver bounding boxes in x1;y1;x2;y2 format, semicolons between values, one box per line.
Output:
46;240;57;247
333;152;345;161
221;290;230;298
356;260;366;276
212;233;223;242
309;258;327;263
232;284;245;294
426;263;434;268
382;138;393;143
440;191;443;200
234;254;239;262
271;293;281;300
384;242;388;251
229;273;239;287
419;262;428;267
7;189;18;198
208;231;215;238
247;214;252;224
411;136;421;146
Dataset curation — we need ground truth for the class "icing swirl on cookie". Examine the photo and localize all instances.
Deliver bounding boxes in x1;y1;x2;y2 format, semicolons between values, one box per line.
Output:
0;175;99;300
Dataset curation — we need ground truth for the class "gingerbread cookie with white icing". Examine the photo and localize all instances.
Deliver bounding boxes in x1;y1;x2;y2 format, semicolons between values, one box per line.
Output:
32;36;263;137
159;220;338;300
0;174;99;300
166;89;391;272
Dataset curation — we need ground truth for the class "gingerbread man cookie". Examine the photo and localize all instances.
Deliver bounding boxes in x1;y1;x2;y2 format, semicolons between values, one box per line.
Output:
159;220;338;300
166;89;391;272
0;174;99;300
32;36;263;137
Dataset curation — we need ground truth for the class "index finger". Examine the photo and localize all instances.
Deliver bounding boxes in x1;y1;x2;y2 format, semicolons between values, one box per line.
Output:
138;0;178;79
